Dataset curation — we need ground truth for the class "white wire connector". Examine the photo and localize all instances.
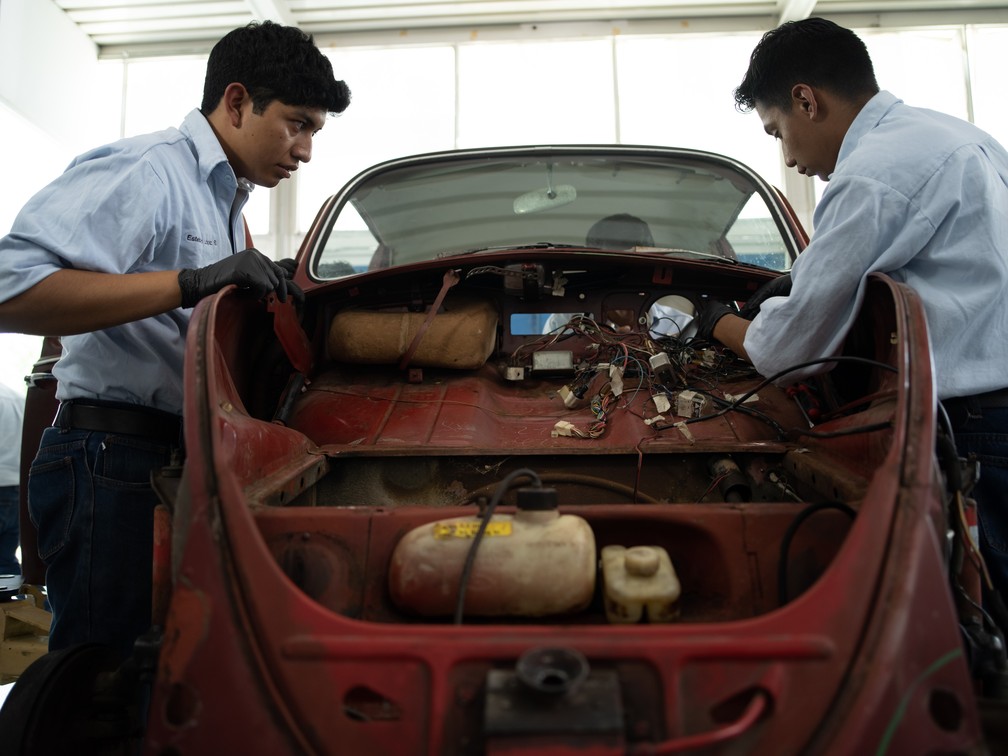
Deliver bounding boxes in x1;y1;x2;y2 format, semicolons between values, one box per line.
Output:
675;390;706;418
609;364;625;396
653;393;671;414
551;420;578;437
649;352;675;385
558;385;580;408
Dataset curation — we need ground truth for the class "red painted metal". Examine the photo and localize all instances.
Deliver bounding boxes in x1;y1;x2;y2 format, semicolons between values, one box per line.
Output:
143;262;984;753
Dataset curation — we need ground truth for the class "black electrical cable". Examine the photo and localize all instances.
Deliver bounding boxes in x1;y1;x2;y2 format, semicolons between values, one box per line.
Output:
777;500;858;605
462;472;658;505
791;421;893;439
654;355;897;434
453;467;542;625
703;391;788;438
935;403;951;449
935;401;1008;638
696;355;899;423
935;422;963;501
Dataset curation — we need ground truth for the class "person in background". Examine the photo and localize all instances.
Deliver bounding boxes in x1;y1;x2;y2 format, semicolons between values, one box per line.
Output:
0;382;24;578
0;21;350;658
585;213;655;250
560;213;693;337
692;17;1008;616
546;214;682;335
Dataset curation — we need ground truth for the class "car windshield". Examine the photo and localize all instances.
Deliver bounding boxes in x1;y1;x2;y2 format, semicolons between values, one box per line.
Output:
311;148;797;279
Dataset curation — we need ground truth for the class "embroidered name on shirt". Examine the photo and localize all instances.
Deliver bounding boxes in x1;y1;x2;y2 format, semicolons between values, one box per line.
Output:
186;234;219;246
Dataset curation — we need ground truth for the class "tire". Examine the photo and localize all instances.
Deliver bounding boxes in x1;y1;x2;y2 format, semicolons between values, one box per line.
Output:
0;643;132;755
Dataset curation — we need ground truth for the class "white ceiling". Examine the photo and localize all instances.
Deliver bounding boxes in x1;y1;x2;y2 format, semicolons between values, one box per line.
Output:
53;0;1008;59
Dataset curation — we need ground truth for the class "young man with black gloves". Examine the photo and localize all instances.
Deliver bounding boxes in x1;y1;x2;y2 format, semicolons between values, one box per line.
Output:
0;21;350;657
694;17;1008;614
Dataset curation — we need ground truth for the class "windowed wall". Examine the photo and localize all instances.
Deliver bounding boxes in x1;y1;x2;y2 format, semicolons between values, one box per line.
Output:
0;104;73;395
8;22;1008;257
1;20;1007;392
111;22;1008;259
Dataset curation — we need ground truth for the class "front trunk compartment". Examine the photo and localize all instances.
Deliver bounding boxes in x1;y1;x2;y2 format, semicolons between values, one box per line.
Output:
146;255;983;755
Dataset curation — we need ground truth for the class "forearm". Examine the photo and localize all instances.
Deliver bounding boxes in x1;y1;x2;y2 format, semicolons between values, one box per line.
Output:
0;269;183;336
712;314;751;361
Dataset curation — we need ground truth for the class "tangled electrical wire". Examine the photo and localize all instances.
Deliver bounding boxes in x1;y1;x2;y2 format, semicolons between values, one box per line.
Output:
508;312;900;443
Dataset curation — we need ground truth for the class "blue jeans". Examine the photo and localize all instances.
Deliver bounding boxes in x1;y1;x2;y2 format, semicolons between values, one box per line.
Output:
28;427;174;657
952;406;1008;609
0;485;19;576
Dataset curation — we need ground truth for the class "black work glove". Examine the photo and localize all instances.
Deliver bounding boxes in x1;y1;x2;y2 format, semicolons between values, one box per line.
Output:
178;248;298;308
692;301;734;343
738;273;791;320
274;257;304;305
275;258;298;278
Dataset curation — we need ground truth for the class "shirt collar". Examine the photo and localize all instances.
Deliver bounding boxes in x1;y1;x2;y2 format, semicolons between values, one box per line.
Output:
834;90;902;174
179;108;252;192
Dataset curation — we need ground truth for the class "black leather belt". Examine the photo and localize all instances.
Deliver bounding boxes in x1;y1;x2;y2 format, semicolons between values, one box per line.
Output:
54;399;182;445
943;387;1008;428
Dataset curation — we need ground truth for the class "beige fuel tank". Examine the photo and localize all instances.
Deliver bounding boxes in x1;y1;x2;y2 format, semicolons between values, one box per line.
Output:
388;490;596;618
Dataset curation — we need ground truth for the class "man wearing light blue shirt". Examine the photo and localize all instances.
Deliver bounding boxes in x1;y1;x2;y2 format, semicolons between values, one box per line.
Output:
0;22;350;657
694;18;1008;622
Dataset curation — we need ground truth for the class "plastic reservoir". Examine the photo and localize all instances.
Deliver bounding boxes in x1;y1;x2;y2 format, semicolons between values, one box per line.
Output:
388;489;596;618
600;545;681;623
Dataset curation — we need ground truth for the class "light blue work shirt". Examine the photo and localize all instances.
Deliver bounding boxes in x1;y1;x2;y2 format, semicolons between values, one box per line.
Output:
0;109;251;415
745;91;1008;400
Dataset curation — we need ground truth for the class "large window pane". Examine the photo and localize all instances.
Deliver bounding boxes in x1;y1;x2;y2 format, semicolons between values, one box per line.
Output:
456;39;616;147
860;28;967;117
0;103;70;394
9;20;1008;287
616;33;780;188
813;28;971;206
967;26;1008;147
122;57;208;137
121;56;275;238
297;46;457;232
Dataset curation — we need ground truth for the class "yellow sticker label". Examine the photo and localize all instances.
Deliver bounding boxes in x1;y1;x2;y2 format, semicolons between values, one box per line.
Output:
432;520;513;539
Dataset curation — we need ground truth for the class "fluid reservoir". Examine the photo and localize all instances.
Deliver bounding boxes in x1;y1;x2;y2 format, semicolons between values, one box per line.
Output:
388;488;596;618
600;545;681;624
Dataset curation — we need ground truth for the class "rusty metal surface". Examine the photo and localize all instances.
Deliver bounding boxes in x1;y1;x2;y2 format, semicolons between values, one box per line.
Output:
143;252;983;755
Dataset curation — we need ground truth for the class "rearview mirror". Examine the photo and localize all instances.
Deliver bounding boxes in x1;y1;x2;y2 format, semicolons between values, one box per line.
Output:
513;184;577;214
513;162;577;214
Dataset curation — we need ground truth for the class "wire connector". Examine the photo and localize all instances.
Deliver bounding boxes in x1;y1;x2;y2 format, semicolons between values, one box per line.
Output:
649;352;675;386
551;420;578;437
676;390;706;418
609;364;625;396
558;385;580;408
653;393;671;414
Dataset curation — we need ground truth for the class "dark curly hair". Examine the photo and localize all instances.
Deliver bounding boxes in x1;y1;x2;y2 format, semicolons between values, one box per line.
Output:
201;21;350;115
734;18;878;113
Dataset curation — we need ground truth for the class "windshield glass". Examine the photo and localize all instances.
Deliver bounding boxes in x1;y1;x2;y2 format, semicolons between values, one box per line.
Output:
311;150;796;279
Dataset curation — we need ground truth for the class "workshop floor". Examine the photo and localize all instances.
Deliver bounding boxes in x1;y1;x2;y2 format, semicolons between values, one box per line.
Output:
1;545;30;708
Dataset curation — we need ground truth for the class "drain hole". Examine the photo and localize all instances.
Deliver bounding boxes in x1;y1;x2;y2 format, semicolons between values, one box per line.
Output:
929;688;963;732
